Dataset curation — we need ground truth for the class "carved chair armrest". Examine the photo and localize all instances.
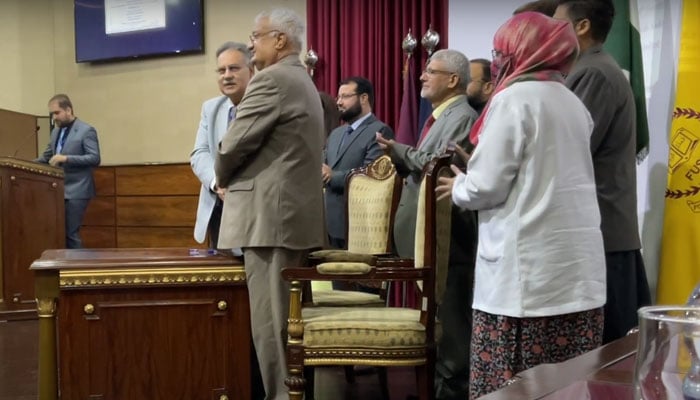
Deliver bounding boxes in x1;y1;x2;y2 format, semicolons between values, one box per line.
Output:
282;266;431;282
308;249;378;265
375;257;415;266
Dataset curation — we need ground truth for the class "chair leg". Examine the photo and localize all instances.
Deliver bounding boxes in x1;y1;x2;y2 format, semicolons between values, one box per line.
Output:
343;365;356;384
415;364;435;400
377;367;390;400
303;366;315;400
285;367;306;400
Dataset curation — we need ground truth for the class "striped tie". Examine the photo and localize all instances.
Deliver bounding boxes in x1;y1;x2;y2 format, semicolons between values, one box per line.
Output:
227;106;235;127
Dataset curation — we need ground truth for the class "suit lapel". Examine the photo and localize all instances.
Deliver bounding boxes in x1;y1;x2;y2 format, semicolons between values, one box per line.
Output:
325;125;344;166
418;98;463;152
332;114;377;166
213;97;229;146
55;119;80;152
50;128;60;152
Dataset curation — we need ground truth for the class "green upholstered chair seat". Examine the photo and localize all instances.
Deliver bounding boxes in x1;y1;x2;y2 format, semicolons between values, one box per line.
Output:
311;289;384;307
301;307;424;347
316;262;373;274
309;250;378;265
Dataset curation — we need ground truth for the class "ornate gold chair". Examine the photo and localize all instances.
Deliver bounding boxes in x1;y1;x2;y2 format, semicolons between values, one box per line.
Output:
283;154;453;400
310;154;402;307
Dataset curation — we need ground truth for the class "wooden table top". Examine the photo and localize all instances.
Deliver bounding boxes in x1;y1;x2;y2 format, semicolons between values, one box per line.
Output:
480;333;637;400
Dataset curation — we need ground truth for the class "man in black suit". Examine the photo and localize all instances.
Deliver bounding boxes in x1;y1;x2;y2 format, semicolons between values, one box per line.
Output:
322;76;394;249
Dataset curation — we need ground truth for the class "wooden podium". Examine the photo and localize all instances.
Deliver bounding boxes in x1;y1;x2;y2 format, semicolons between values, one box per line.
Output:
0;157;64;318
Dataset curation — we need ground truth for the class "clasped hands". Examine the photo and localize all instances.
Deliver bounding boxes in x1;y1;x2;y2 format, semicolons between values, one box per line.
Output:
436;144;471;201
49;154;67;166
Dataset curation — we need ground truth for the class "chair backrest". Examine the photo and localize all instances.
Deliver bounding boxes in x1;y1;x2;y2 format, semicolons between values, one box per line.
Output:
345;154;402;254
414;154;453;308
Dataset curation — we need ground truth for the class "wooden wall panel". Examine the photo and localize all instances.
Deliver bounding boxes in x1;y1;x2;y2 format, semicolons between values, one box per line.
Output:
93;167;115;196
82;163;201;249
82;196;115;226
116;196;197;227
116;227;198;248
80;226;116;248
115;165;200;196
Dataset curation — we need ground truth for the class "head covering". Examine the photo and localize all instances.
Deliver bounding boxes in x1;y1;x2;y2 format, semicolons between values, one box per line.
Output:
468;11;579;146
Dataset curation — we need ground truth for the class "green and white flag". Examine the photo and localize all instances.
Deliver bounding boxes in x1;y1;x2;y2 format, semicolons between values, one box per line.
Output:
604;0;649;162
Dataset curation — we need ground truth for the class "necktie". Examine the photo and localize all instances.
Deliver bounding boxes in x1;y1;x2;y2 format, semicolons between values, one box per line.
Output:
227;106;235;127
337;126;354;155
417;115;436;147
55;127;67;154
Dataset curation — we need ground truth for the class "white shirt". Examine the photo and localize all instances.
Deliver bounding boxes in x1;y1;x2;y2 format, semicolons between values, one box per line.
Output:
452;80;606;318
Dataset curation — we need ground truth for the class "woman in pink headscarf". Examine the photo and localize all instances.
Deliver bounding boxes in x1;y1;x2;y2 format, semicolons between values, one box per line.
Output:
436;12;606;398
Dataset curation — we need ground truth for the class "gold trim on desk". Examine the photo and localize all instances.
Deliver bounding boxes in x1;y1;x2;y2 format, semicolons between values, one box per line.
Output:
0;157;63;178
59;266;246;288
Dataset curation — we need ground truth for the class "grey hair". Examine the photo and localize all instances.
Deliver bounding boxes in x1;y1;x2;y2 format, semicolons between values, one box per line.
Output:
429;49;470;91
215;41;253;66
255;8;305;51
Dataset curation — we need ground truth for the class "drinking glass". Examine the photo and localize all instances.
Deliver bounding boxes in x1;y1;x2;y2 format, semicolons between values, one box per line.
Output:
634;305;700;400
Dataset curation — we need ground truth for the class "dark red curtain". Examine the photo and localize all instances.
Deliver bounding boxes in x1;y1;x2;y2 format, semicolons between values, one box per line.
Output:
306;0;448;132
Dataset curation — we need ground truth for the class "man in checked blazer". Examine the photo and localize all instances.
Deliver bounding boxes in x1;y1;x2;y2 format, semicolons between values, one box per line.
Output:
323;76;395;249
36;94;100;249
378;49;479;400
190;41;254;250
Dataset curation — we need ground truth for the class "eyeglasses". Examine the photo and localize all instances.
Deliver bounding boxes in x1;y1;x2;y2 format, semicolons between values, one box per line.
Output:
470;78;486;84
422;67;455;76
216;65;244;75
336;93;358;101
492;49;509;60
249;30;280;43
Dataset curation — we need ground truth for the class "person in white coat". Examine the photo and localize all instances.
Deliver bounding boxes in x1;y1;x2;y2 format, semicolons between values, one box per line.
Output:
436;12;606;399
190;42;253;249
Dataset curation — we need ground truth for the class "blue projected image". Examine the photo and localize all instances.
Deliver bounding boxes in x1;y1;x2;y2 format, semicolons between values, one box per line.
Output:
74;0;204;63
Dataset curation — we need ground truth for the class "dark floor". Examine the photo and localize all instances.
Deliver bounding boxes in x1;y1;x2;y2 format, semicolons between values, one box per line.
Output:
0;318;416;400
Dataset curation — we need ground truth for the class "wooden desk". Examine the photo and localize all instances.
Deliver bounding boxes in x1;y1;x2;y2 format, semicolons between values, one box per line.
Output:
480;333;637;400
31;248;250;400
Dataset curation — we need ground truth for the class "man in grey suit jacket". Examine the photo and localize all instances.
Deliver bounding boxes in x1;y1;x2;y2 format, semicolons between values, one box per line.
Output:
554;0;651;344
36;94;100;249
378;49;478;400
190;42;253;249
215;8;325;400
323;76;395;249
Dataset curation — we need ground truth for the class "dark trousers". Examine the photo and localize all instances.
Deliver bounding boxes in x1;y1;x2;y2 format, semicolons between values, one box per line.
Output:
207;198;223;249
328;235;345;250
329;235;348;290
64;198;90;249
603;249;651;344
435;262;474;400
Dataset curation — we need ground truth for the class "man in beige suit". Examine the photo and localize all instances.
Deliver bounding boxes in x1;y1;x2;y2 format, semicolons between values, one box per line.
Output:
215;8;325;400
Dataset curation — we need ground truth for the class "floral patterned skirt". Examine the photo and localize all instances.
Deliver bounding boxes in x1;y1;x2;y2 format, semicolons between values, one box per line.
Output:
469;307;604;399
